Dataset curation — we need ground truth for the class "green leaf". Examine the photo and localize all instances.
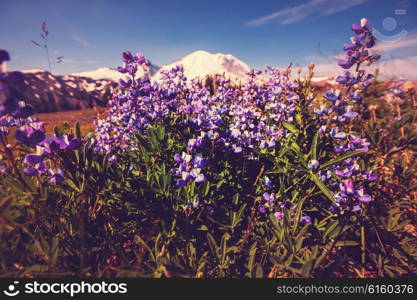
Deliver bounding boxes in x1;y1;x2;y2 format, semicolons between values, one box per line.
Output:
247;242;257;276
310;173;336;204
75;121;82;139
54;125;63;136
283;121;299;134
134;235;156;263
207;233;219;259
320;150;364;170
311;129;320;161
255;264;264;278
220;233;230;264
265;167;286;174
323;220;340;240
17;264;49;277
301;259;313;277
49;236;59;266
335;240;359;247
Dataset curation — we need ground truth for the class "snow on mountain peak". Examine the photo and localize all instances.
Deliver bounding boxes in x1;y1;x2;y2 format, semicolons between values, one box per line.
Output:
72;67;122;81
69;50;250;83
152;50;250;82
72;64;159;81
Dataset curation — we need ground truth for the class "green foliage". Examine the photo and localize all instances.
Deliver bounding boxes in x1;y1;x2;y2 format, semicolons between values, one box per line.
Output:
0;81;416;278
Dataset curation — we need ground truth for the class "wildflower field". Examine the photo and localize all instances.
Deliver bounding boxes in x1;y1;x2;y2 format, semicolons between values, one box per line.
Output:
0;19;416;278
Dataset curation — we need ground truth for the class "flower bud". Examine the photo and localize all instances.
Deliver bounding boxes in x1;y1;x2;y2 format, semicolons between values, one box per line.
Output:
360;18;368;28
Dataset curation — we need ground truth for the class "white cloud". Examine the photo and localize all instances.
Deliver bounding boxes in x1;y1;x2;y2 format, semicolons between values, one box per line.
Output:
246;0;368;26
307;56;417;80
72;33;90;47
373;56;417;80
374;33;417;53
303;32;417;80
64;58;100;64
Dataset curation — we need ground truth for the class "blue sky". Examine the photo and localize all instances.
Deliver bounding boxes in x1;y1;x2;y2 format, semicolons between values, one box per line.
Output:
1;0;416;78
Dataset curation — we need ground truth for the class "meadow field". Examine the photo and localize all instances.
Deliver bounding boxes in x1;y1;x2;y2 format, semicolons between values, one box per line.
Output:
1;17;416;279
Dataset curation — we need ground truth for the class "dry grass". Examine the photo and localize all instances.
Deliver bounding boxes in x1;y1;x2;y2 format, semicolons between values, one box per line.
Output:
35;107;107;135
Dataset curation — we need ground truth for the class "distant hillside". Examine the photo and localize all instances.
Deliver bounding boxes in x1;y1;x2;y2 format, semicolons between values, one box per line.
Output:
9;70;117;113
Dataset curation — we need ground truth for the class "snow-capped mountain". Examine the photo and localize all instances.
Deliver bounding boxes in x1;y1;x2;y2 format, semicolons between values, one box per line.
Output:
72;67;123;81
152;50;250;82
71;50;251;83
72;64;160;81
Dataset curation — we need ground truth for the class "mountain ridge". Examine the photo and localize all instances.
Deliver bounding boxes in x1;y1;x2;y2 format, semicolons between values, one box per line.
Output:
70;50;251;83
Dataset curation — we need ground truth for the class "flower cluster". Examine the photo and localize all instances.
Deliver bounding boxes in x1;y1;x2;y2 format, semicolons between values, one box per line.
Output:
94;54;299;158
259;188;311;224
258;19;379;218
95;19;379;219
1;50;36;136
0;49;81;184
173;152;207;187
338;18;380;70
22;131;81;184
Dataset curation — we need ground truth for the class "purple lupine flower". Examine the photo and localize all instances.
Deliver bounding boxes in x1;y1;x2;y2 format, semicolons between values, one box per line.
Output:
187;138;197;152
174;153;182;163
0;99;19;116
338;56;356;69
193;155;208;168
24;153;43;165
41;135;61;153
335;167;353;178
331;127;346;139
117;66;128;74
176;179;186;187
2;71;24;84
323;91;341;102
308;160;319;170
355;187;372;202
363;170;378;182
334;144;349;153
267;139;276;148
49;168;64;185
314;106;329;116
15;124;45;147
135;53;146;65
23;161;46;177
340;179;355;195
194;174;205;183
343;43;360;51
300;216;311;224
343;111;358;119
119;78;132;89
127;64;138;75
122;51;134;64
263;192;275;202
0;49;10;64
281;200;295;210
54;135;81;150
352;23;365;34
24;167;41;177
274;211;284;221
233;145;242;153
264;176;272;189
362;80;372;89
12;104;35;119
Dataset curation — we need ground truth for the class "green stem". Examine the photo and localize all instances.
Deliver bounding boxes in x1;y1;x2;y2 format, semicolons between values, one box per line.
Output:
0;135;32;192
